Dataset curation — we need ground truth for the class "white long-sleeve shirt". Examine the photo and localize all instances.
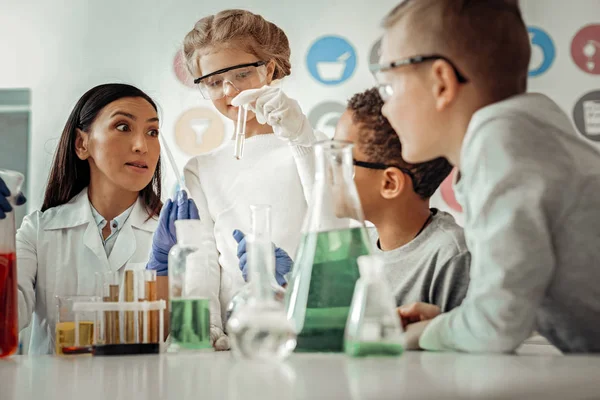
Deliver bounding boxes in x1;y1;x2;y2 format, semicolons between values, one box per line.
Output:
184;133;318;327
420;93;600;353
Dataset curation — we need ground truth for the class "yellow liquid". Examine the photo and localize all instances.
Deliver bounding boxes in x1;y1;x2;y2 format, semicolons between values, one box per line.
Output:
55;321;94;355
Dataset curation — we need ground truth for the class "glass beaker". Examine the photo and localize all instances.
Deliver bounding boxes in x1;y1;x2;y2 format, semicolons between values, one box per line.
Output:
55;295;98;355
285;140;372;352
227;205;297;360
0;169;24;358
344;255;404;357
168;220;213;351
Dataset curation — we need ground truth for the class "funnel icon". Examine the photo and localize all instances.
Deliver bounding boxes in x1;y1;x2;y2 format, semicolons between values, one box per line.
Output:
189;119;211;145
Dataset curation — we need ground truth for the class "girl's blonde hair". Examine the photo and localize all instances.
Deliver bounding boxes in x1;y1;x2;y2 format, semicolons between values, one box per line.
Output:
183;9;292;80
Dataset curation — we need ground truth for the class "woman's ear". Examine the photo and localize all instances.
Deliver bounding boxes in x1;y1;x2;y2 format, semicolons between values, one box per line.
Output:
75;129;90;160
380;168;407;200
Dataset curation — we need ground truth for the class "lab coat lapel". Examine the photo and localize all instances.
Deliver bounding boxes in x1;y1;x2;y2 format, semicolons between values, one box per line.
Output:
107;198;157;272
43;189;109;296
79;195;110;270
77;191;109;295
107;224;136;272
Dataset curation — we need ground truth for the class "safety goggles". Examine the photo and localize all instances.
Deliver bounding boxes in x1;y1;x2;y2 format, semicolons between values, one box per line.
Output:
194;61;268;100
353;159;416;184
369;55;468;101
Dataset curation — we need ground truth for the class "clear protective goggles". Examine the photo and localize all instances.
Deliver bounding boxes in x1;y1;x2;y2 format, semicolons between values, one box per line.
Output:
370;54;468;102
194;61;268;100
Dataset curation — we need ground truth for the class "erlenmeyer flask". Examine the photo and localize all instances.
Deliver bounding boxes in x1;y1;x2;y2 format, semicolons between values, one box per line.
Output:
0;169;24;358
225;209;286;325
227;205;296;360
168;220;214;352
285;140;372;352
344;255;404;357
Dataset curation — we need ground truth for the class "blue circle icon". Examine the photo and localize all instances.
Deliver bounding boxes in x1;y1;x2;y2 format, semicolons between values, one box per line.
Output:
528;27;556;77
306;36;357;85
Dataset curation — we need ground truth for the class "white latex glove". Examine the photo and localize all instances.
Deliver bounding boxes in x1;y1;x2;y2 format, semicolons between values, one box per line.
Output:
231;86;317;146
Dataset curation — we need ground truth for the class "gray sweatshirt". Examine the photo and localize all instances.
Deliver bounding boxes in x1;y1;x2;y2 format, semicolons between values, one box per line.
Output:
420;93;600;353
369;209;470;312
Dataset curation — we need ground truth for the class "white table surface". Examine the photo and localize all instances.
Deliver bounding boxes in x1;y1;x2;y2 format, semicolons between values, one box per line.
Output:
2;345;600;400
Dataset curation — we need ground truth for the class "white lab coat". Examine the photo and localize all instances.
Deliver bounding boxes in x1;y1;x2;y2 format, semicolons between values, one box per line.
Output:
16;189;157;355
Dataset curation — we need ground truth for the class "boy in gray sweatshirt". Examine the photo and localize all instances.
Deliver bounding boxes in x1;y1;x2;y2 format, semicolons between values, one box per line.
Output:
335;87;470;314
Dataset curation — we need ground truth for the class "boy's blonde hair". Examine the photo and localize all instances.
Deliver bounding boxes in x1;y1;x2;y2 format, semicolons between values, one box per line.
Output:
183;9;292;80
383;0;531;100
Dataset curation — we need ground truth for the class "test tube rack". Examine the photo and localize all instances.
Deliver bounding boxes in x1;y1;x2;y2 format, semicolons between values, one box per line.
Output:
72;300;166;355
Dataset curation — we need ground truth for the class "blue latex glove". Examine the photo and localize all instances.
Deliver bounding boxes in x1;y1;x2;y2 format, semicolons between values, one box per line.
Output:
147;190;199;276
232;229;292;286
0;176;26;220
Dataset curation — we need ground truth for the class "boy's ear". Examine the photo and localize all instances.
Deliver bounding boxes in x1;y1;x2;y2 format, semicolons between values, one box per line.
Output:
431;59;460;112
75;129;90;160
380;168;407;200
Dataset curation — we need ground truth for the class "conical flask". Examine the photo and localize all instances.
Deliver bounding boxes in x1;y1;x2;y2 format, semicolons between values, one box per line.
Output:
285;140;372;352
168;220;216;352
227;205;296;360
344;255;404;357
225;210;286;326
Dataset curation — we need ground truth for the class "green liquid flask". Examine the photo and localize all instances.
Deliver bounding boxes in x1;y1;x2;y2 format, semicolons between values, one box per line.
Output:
168;220;220;352
285;140;373;352
344;255;404;357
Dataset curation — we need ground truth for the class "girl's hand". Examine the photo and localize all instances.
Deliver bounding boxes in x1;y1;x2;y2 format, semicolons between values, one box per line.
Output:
232;86;317;146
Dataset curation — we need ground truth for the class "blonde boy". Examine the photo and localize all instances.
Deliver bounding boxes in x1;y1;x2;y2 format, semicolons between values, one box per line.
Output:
374;0;600;353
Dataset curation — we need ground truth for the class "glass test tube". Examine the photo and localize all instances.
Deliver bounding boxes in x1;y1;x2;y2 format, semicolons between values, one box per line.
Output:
136;270;146;343
99;271;121;345
124;270;135;343
145;270;158;343
234;105;248;160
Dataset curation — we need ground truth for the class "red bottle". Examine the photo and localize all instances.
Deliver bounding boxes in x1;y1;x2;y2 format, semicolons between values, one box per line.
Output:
0;170;24;358
0;252;17;357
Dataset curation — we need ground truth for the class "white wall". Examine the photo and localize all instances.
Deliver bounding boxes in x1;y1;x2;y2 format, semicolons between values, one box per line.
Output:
1;0;599;220
0;0;397;211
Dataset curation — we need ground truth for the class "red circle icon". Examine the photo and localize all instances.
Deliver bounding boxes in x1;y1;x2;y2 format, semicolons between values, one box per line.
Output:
440;168;462;213
571;24;600;75
173;51;196;88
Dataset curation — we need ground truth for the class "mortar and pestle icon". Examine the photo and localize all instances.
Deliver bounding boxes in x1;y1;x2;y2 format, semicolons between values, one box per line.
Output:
316;52;352;81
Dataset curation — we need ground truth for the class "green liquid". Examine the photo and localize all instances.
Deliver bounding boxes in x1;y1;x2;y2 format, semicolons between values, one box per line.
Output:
170;298;211;350
344;341;404;357
286;227;371;353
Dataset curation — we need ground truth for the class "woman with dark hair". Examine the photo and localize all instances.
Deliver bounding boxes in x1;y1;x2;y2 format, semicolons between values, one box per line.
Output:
15;83;196;355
